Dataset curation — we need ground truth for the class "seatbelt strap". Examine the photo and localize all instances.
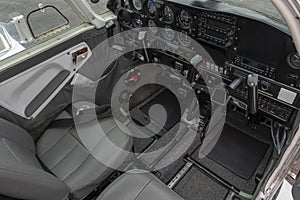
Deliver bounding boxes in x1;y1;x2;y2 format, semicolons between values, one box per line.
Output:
49;104;112;129
74;104;112;124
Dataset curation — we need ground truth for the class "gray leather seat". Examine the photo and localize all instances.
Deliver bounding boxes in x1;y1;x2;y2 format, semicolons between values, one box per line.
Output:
0;118;69;200
0;111;132;200
97;169;184;200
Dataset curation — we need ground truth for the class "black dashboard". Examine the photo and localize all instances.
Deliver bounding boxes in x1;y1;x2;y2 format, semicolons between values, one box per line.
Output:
109;0;300;127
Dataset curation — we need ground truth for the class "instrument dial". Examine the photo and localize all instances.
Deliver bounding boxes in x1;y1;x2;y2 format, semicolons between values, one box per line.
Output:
148;19;158;34
179;10;193;29
133;15;144;27
146;0;157;18
178;31;191;47
132;0;143;11
162;27;175;41
111;0;122;14
118;9;132;25
163;6;174;24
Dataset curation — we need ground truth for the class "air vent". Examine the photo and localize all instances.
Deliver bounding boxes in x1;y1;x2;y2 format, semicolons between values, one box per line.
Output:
288;52;300;69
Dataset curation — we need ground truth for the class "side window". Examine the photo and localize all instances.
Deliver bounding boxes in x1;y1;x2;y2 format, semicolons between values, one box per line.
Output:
0;1;83;61
88;0;110;14
27;5;70;39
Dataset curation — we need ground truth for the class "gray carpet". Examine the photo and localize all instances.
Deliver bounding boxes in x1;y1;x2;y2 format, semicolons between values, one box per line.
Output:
174;168;228;200
133;137;155;153
156;136;202;183
135;122;200;184
191;117;273;194
130;85;273;197
138;122;198;166
207;123;270;180
191;149;271;194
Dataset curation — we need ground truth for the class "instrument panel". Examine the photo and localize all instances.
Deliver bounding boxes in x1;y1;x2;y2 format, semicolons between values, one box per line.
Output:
111;0;300;127
116;0;238;49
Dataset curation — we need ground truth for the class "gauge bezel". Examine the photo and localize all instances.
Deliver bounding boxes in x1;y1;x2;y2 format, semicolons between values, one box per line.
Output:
111;0;122;14
178;31;192;47
117;9;132;25
130;0;143;11
178;10;193;29
145;0;158;18
163;5;174;24
148;19;158;34
132;14;144;27
162;26;175;41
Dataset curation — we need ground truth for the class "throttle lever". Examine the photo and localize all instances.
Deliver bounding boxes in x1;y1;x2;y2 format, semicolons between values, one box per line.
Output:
247;74;259;115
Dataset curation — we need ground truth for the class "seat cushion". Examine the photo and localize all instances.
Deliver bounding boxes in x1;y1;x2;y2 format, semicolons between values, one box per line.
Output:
0;118;69;200
36;116;132;199
97;169;184;200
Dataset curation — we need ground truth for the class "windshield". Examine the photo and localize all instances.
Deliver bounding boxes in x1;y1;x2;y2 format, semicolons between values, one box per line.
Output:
218;0;285;24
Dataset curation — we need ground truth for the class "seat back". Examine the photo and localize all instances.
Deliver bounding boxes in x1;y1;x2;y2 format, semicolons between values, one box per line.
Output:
0;119;70;200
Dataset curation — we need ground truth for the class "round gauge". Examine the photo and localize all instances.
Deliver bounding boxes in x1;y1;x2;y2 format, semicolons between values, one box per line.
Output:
148;19;158;34
162;27;175;41
133;15;144;27
288;53;300;69
118;9;132;25
179;10;193;29
178;31;191;47
132;0;143;11
112;0;122;14
146;0;157;18
163;6;174;24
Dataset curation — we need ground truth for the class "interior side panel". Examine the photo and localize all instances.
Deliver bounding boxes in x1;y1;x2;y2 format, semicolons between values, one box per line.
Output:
0;43;91;119
0;28;108;136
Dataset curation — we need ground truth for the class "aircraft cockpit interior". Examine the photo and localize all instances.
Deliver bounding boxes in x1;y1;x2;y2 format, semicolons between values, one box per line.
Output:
0;0;300;200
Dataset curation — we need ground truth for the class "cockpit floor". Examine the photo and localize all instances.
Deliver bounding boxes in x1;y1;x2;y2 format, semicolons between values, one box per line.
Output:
174;167;228;200
207;124;270;180
191;125;273;194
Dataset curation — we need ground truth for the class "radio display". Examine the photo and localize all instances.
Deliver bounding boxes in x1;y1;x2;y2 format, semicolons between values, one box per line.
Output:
242;58;266;71
207;19;227;30
206;29;226;41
